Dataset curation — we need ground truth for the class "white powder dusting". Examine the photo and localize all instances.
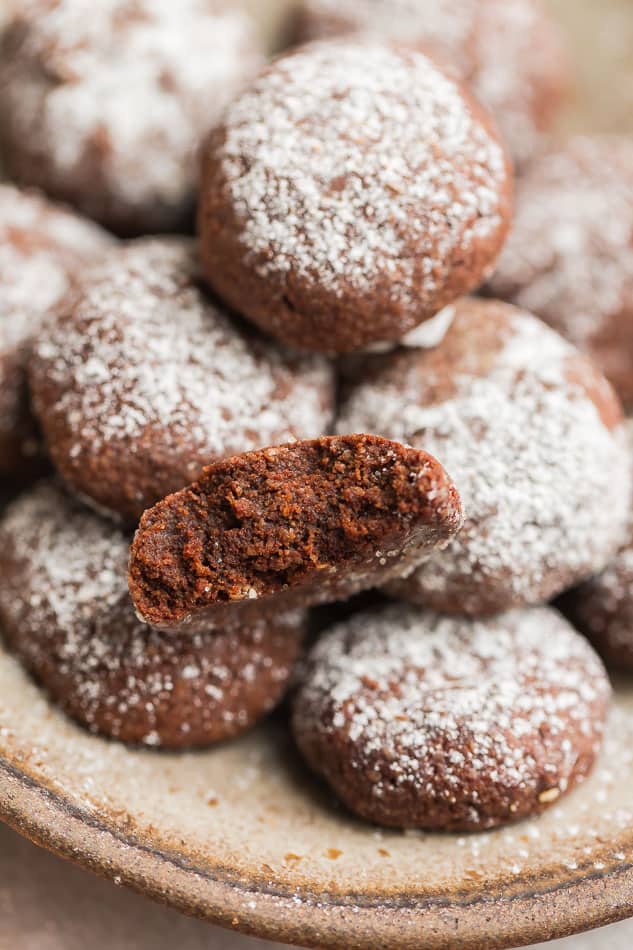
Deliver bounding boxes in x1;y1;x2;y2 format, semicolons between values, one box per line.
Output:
31;238;334;513
0;184;111;443
298;0;567;165
215;40;508;316
565;421;633;660
0;184;111;352
0;0;262;227
293;602;610;828
337;301;631;613
0;482;304;745
488;137;633;379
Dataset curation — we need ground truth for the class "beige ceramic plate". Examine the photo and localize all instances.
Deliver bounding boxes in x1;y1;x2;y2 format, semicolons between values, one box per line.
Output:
2;1;633;948
1;651;633;950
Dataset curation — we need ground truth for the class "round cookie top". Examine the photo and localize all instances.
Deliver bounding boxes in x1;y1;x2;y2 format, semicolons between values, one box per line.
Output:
293;602;610;830
294;0;569;167
0;184;112;475
0;0;262;234
198;40;512;353
562;420;633;671
0;184;111;337
337;298;631;615
487;136;633;407
0;481;305;747
30;238;335;522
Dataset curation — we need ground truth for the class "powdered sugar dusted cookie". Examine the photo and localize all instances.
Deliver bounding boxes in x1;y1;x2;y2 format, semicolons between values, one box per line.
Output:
199;40;512;353
0;482;305;747
487;137;633;408
29;238;335;522
293;603;610;830
294;0;569;167
562;422;633;671
0;0;262;234
0;184;112;478
337;298;630;615
128;434;463;630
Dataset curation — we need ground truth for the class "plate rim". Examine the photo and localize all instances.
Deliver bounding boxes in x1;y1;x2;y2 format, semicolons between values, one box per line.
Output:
2;754;633;950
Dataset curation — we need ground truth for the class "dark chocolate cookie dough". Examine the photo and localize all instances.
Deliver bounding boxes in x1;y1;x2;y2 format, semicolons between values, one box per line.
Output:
199;40;512;353
487;136;633;408
0;482;305;748
293;603;611;830
0;0;262;234
30;238;335;522
294;0;570;167
0;184;112;478
129;434;463;630
562;422;633;672
337;298;630;615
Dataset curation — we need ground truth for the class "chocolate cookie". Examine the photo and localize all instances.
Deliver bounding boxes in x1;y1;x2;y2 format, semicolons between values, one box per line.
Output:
0;184;112;479
0;482;305;748
293;602;611;831
129;434;463;631
337;298;631;615
0;0;262;235
29;238;335;523
293;0;569;168
486;136;633;408
561;422;633;671
198;40;512;353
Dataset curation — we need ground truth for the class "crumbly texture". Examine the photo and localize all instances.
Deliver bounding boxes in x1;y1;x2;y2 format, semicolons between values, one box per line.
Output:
337;298;631;615
29;238;335;523
561;421;633;671
129;434;463;631
0;184;112;478
486;136;633;408
198;40;512;353
293;0;570;168
0;0;262;235
0;482;305;748
293;602;611;831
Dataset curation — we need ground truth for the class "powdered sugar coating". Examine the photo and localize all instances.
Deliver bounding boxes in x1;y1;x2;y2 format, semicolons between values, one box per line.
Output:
293;602;610;829
30;238;335;521
199;40;511;352
0;184;112;473
221;42;506;294
487;137;633;407
0;185;111;342
563;422;633;670
337;299;631;614
0;482;305;747
0;0;262;233
296;0;569;166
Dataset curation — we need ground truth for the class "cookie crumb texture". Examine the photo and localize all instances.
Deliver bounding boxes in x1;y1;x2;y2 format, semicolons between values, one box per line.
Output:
0;184;112;478
487;136;633;409
0;0;262;235
293;603;611;830
29;238;335;523
562;422;633;671
294;0;570;168
0;482;305;748
337;298;631;615
199;40;511;353
129;434;463;630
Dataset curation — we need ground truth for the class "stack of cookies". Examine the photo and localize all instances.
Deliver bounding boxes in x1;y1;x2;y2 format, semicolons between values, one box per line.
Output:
0;0;631;834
